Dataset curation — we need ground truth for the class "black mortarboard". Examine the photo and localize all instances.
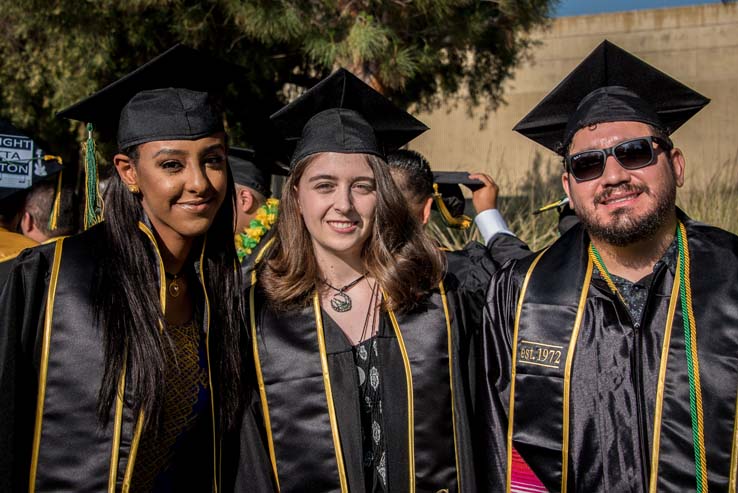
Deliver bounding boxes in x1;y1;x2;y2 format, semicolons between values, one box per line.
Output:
431;171;483;229
433;171;484;192
270;68;428;167
0;119;63;203
57;44;241;149
514;40;710;155
229;146;288;198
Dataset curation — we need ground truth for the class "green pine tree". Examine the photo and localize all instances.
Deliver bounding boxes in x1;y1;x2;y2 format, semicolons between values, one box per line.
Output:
0;0;554;163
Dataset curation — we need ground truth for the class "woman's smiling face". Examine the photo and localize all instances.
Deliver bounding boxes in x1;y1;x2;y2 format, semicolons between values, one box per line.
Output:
295;152;377;261
117;134;229;243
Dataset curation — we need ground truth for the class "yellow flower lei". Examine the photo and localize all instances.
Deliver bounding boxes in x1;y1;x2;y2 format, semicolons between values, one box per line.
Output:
235;198;279;262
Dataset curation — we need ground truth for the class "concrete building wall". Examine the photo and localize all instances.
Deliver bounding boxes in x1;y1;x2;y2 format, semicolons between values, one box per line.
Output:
409;3;738;190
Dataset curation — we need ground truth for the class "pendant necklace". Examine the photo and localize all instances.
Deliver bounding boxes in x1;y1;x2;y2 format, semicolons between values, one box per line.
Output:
165;271;183;298
322;274;366;312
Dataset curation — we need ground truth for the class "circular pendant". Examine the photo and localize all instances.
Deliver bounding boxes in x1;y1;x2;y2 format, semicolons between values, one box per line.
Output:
330;291;352;312
168;279;181;298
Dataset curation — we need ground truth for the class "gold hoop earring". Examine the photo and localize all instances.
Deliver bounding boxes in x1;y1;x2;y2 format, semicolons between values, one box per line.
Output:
128;184;140;194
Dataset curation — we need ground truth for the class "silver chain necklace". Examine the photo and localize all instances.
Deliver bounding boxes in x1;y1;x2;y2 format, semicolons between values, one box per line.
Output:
322;274;366;312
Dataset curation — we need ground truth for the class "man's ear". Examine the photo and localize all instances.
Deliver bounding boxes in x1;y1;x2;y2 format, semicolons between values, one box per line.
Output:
238;187;255;214
20;211;34;235
421;196;433;225
561;171;574;210
113;154;138;188
670;148;686;188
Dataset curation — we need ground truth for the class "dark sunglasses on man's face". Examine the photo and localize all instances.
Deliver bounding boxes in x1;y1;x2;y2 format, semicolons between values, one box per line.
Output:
565;136;673;182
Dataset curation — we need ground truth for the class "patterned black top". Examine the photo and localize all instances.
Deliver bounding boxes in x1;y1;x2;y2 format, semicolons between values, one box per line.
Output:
593;240;678;325
353;335;388;492
131;321;210;492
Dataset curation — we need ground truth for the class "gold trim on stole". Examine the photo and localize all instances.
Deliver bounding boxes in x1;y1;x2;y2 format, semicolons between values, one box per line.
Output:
313;293;349;492
108;360;127;492
249;237;280;489
29;238;64;492
648;274;682;492
198;237;219;493
730;386;738;493
504;250;591;493
123;223;171;491
438;281;462;491
121;411;145;492
386;304;416;493
506;250;547;493
249;283;280;490
137;222;167;318
560;257;593;492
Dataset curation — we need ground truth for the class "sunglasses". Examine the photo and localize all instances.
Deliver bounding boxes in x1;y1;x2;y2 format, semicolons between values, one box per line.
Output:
565;136;672;182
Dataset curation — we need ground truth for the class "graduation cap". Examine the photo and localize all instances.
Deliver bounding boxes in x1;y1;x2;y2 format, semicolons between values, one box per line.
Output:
0;119;65;229
431;171;484;230
514;40;710;155
57;44;240;149
270;68;428;167
57;44;242;227
229;146;288;198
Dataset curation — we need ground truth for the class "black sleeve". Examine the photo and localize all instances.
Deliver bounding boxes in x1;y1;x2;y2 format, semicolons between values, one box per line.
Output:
474;263;521;492
0;247;52;492
486;233;533;266
454;241;499;293
444;245;498;416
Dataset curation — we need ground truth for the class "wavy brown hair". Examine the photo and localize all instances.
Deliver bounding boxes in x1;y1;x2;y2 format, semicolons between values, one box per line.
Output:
259;153;444;313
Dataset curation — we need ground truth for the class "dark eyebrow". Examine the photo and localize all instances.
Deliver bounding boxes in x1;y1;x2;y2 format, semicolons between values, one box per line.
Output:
308;174;338;182
352;176;375;182
307;174;375;183
151;148;187;159
151;144;225;159
201;144;226;156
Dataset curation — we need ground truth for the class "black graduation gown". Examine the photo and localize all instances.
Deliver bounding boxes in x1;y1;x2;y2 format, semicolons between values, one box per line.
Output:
476;213;738;492
0;222;248;492
0;228;38;289
235;250;494;493
0;256;15;289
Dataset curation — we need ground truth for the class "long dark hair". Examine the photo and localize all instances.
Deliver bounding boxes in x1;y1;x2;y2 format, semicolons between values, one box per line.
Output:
93;144;242;431
260;153;444;312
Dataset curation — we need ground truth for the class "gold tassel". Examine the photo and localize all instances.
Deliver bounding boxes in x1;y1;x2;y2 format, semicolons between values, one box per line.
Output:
533;196;570;215
432;183;472;229
43;155;64;231
48;170;63;231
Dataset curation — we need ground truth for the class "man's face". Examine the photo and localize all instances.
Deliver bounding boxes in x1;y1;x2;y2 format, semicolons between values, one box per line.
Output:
562;121;685;246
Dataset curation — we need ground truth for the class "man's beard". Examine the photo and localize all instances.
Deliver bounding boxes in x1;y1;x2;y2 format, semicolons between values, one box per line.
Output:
577;182;676;247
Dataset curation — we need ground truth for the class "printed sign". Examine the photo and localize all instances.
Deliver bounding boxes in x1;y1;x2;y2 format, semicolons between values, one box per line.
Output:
0;133;37;189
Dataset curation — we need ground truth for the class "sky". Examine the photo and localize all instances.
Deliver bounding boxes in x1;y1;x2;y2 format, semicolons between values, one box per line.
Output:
554;0;722;17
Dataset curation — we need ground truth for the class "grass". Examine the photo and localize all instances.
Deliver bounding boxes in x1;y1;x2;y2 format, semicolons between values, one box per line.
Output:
427;153;738;251
676;161;738;234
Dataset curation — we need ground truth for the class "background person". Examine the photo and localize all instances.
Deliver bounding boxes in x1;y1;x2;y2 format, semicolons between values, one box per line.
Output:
229;146;287;273
386;149;531;265
0;191;36;263
20;180;77;243
0;138;65;285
